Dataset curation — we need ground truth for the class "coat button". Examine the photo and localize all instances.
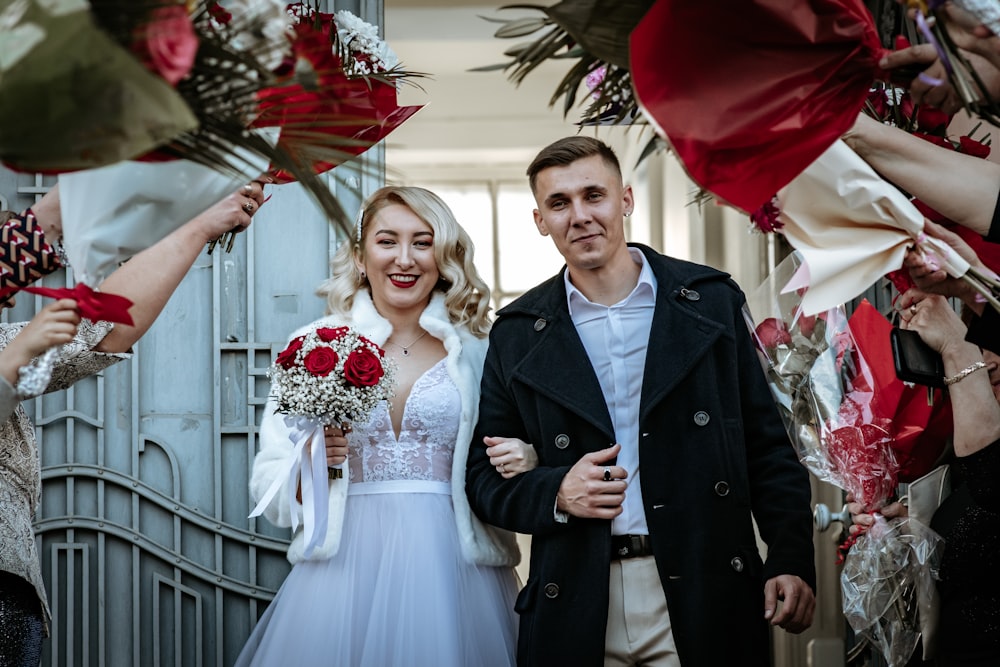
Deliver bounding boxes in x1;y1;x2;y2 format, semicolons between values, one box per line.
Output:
533;318;547;331
680;288;701;302
544;583;560;598
554;434;570;449
730;557;744;573
714;481;730;497
693;411;710;426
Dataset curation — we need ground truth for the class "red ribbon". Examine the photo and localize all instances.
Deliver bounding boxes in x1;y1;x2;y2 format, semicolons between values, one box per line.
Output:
22;283;135;326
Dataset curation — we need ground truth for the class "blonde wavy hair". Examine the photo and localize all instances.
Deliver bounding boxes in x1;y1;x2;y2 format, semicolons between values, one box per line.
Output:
316;186;492;337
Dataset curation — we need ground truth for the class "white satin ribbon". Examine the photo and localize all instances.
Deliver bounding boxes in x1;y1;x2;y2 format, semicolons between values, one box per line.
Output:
248;415;333;558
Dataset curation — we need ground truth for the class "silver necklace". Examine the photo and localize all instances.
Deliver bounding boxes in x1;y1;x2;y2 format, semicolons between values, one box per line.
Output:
387;330;428;356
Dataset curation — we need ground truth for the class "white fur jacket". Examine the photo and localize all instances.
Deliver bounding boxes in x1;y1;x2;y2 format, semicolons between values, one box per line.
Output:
250;291;520;567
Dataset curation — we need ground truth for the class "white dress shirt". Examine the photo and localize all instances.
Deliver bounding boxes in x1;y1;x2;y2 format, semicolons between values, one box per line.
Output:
565;248;656;535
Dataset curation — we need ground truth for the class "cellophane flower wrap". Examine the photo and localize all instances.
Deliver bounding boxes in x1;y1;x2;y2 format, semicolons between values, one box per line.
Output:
745;253;942;667
250;324;396;557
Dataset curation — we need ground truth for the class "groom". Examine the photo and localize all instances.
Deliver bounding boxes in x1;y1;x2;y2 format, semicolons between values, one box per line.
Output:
466;136;816;666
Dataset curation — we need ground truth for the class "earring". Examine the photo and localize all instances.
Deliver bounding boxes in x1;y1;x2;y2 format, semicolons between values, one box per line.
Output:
360;270;366;278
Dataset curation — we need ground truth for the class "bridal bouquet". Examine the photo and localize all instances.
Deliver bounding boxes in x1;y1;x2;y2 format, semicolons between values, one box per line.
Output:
250;324;395;557
746;253;943;667
268;325;395;426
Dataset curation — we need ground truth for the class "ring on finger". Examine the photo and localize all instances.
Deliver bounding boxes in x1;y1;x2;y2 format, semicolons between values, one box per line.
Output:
603;466;612;482
909;303;918;315
241;183;254;196
243;201;255;214
498;463;506;473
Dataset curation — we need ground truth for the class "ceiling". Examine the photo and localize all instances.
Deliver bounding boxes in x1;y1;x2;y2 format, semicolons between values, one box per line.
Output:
382;2;591;179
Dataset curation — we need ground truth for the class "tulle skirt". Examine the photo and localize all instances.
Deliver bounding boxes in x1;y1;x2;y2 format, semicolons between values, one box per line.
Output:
235;481;519;667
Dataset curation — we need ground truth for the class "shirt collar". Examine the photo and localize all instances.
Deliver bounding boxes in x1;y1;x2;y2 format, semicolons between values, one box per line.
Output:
565;247;657;317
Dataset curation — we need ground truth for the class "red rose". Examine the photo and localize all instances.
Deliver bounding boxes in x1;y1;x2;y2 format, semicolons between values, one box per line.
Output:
754;317;792;349
316;326;349;342
915;105;950;133
957;136;991;159
795;311;817;338
343;348;385;387
912;132;952;150
303;346;339;376
276;336;305;368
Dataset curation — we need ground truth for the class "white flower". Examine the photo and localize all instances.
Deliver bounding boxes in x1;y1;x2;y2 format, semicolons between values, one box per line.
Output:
333;10;399;75
227;0;294;71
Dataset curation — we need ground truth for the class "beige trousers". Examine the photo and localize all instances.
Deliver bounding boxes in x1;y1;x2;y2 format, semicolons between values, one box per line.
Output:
604;556;681;667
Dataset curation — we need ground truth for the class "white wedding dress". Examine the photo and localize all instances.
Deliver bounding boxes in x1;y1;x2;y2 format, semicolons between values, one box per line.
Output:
236;359;518;667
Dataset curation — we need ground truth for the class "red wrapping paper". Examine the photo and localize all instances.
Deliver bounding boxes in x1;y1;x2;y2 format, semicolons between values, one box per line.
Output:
847;299;952;482
252;19;422;183
630;0;888;212
23;283;135;326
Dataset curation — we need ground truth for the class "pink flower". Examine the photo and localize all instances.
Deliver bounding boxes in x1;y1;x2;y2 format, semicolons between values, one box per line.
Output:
755;317;792;349
136;6;198;86
585;65;607;101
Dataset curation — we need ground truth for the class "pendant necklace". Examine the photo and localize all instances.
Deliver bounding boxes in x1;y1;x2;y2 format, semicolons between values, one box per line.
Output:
388;330;428;356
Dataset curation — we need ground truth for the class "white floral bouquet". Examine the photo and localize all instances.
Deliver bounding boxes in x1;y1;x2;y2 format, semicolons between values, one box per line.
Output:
268;324;396;425
251;324;395;557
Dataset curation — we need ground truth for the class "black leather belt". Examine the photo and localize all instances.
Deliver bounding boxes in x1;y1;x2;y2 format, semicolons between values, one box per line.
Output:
610;534;653;560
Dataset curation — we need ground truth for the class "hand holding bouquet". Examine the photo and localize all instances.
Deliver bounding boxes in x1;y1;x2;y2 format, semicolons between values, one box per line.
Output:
250;324;396;557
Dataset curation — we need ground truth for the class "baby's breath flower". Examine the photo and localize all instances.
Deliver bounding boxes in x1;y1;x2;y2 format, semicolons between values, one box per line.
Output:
269;325;397;425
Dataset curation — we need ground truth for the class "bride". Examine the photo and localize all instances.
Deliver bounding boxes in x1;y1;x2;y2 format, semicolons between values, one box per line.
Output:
236;186;524;666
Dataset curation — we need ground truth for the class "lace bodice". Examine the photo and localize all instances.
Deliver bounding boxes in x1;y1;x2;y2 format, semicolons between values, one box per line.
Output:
346;359;459;484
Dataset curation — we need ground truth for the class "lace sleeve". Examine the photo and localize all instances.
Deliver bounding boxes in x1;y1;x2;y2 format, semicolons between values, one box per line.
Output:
0;319;129;397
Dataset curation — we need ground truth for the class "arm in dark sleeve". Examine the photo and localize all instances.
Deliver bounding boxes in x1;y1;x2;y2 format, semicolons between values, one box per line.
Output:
965;306;1000;356
955;438;1000;513
465;328;572;536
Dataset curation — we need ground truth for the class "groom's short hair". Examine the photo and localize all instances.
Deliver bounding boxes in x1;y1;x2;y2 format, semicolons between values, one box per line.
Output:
526;136;622;194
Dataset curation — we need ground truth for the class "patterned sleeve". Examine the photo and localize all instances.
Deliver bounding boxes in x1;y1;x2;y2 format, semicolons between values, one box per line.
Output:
0;375;17;421
0;319;130;396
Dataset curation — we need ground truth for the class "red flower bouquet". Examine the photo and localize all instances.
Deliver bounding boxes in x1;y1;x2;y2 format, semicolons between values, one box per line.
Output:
746;253;942;667
268;325;395;426
251;324;395;558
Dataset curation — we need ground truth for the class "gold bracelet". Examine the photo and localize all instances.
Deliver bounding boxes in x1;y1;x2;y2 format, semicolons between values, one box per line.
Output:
943;361;988;386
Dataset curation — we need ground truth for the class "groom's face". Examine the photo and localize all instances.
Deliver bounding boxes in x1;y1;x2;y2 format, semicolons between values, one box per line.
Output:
531;154;633;273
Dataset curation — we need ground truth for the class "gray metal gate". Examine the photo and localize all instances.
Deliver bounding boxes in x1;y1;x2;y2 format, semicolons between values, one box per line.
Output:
1;3;383;655
3;164;378;667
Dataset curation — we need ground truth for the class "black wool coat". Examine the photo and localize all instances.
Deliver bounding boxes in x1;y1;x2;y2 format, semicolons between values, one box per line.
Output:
466;244;816;667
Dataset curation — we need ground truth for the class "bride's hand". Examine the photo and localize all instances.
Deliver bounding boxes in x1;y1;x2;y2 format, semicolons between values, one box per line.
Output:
321;423;351;467
485;436;538;479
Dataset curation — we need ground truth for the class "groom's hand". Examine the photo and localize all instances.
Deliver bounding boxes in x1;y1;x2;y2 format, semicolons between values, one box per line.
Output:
556;444;628;519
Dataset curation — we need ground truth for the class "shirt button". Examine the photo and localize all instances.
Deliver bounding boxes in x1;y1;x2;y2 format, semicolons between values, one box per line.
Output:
554;434;570;449
544;583;560;598
730;557;744;573
714;481;730;497
533;318;547;331
693;411;710;427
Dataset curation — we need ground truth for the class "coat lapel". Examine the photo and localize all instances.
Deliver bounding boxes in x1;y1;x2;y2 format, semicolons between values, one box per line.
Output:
505;280;615;442
639;253;728;421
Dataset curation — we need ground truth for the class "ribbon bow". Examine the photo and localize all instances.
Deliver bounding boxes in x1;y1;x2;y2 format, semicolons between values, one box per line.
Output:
23;282;134;325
